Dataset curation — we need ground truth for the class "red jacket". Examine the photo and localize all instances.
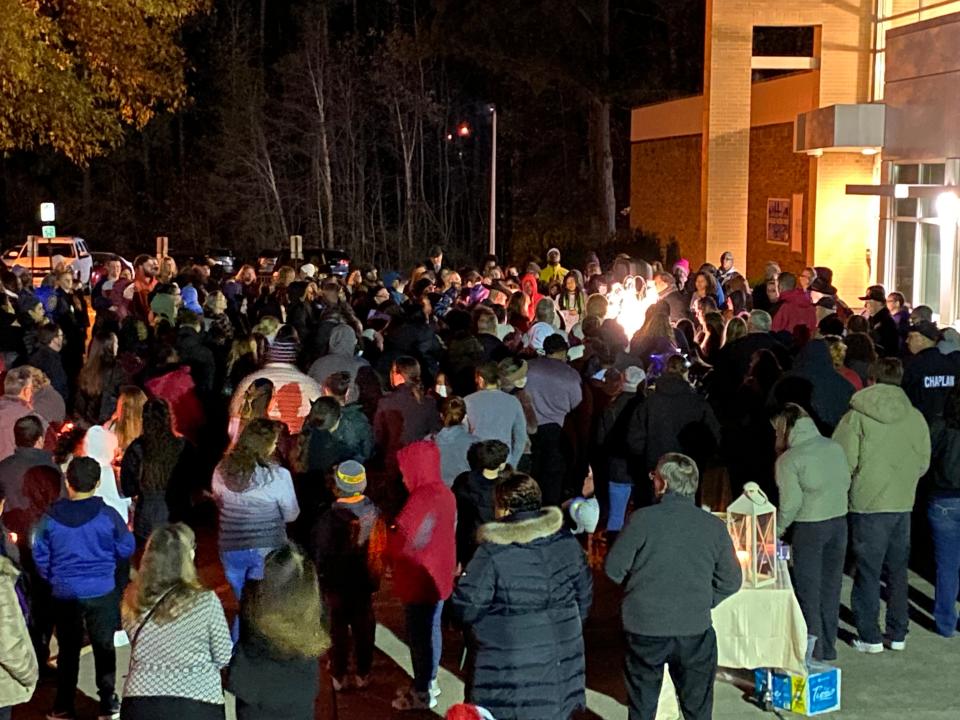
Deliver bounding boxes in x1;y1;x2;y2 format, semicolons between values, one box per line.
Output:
772;288;817;334
520;273;545;322
387;441;457;604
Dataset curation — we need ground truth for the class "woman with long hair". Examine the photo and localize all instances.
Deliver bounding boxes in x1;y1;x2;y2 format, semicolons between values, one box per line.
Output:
506;291;530;335
698;311;725;364
772;403;850;661
226;336;260;391
106;386;148;459
121;524;232;720
120;398;192;543
228;544;329;719
157;256;178;285
76;331;125;425
629;308;677;371
722;316;748;347
558;270;587;319
688;270;719;315
212;419;299;620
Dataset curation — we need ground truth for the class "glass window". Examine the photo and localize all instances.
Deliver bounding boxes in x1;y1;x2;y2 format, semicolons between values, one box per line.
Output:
895;164;919;184
921;223;941;312
921;163;945;185
894;221;916;303
896;197;918;217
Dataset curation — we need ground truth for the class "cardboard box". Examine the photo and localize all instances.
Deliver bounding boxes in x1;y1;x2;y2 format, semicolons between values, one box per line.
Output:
754;663;841;716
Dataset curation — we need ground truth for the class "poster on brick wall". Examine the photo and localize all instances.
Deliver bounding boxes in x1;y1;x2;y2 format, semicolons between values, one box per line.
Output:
767;198;791;244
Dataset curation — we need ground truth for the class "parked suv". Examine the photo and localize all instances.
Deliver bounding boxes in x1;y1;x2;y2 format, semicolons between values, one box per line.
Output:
3;236;94;287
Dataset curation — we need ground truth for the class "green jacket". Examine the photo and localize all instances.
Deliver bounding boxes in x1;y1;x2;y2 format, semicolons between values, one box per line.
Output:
776;417;851;532
832;384;930;514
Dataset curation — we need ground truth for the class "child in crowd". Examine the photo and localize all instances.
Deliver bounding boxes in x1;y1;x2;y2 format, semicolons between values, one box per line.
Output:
310;461;384;691
32;457;135;720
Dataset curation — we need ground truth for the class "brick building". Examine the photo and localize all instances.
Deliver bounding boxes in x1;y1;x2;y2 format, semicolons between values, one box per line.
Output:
629;1;960;324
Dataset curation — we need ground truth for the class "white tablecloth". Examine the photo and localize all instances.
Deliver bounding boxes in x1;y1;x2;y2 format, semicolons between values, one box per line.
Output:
657;559;807;718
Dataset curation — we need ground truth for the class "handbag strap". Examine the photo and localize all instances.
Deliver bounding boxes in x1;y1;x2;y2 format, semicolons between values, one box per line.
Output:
131;586;177;649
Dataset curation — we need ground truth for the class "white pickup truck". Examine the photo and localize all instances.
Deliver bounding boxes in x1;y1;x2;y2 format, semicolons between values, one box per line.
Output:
2;236;94;287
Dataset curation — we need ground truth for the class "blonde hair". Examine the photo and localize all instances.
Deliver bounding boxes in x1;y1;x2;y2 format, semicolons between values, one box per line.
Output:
252;316;280;338
242;544;328;658
824;336;847;370
227;336;258;376
722;317;748;347
204;290;227;315
221;418;281;492
123;524;203;626
110;386;148;455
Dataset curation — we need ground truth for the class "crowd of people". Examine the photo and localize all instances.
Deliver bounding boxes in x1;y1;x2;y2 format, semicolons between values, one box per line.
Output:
0;243;958;720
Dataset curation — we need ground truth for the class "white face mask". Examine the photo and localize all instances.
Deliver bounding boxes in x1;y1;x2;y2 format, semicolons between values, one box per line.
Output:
436;385;448;398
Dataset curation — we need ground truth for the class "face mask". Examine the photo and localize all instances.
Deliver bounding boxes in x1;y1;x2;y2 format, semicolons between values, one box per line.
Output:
436;385;448;398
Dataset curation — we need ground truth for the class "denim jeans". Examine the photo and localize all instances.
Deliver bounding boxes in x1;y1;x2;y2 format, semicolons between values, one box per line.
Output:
405;601;443;693
928;496;960;637
850;512;911;644
221;547;272;640
608;482;633;532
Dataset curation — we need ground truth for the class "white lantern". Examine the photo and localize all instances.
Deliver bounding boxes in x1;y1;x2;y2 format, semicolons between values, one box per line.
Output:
726;482;777;588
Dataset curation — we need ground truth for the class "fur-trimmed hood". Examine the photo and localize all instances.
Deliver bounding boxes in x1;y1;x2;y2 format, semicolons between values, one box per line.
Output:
477;506;564;545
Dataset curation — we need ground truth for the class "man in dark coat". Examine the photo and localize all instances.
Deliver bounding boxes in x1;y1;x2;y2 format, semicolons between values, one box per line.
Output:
174;310;217;395
28;324;69;404
451;473;592;720
606;453;741;720
628;355;720;473
652;272;689;323
787;339;856;433
902;320;959;423
860;284;900;358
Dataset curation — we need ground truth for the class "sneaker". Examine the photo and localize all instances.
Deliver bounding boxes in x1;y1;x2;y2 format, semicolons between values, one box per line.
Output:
98;695;121;720
331;675;351;692
888;639;906;651
429;678;442;698
391;688;437;710
852;639;884;654
46;712;76;720
353;674;370;689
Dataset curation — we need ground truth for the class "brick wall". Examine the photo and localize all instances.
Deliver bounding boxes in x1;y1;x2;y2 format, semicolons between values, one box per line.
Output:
629;136;704;265
746;123;811;282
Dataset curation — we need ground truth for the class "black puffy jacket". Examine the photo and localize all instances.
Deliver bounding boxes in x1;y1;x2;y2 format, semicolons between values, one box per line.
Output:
451;507;592;720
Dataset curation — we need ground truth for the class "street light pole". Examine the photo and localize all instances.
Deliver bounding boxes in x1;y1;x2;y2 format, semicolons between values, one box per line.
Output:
488;105;497;257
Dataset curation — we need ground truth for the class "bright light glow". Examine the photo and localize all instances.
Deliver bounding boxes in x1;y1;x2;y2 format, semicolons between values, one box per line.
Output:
40;202;55;222
894;184;909;199
861;148;879;156
613;279;658;341
457;122;471;138
937;191;960;225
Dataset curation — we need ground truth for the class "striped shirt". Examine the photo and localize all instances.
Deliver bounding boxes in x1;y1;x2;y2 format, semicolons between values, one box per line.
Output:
212;462;300;551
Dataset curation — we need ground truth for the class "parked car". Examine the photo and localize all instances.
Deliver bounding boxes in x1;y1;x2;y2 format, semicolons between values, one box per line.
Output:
205;247;236;274
89;252;134;289
3;236;94;287
259;247;351;278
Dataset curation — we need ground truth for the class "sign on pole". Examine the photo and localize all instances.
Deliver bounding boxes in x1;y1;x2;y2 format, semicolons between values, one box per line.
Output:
41;225;56;239
289;235;303;261
156;236;169;260
40;203;56;223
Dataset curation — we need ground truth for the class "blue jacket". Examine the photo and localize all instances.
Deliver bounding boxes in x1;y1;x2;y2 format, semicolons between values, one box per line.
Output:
32;497;135;600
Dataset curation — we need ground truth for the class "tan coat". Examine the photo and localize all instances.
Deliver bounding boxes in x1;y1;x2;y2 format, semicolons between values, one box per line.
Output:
0;555;38;709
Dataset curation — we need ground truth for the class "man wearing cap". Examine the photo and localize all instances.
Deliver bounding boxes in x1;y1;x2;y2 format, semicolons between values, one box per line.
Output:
424;245;445;276
311;460;382;691
902;321;958;423
539;248;568;287
860;285;900;357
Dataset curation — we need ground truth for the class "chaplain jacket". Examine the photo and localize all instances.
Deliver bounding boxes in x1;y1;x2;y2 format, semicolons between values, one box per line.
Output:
902;347;959;423
605;492;741;636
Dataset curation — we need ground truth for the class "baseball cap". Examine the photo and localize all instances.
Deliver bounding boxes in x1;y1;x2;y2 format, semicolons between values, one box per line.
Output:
815;296;836;310
858;285;886;303
908;320;941;342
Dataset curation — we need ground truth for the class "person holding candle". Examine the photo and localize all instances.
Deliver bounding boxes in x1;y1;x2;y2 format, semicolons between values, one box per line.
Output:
773;403;851;662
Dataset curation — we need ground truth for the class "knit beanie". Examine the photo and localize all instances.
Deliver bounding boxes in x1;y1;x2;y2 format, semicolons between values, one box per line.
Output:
335;460;367;496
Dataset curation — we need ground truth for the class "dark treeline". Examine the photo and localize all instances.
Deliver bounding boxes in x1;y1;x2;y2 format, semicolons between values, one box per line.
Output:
0;0;705;268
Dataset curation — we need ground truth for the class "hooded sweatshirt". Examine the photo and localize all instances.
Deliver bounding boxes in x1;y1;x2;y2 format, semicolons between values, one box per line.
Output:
307;323;369;391
32;496;135;599
789;340;855;432
832;383;931;513
775;417;851;532
387;441;456;604
771;288;816;334
83;425;132;522
520;274;545;323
